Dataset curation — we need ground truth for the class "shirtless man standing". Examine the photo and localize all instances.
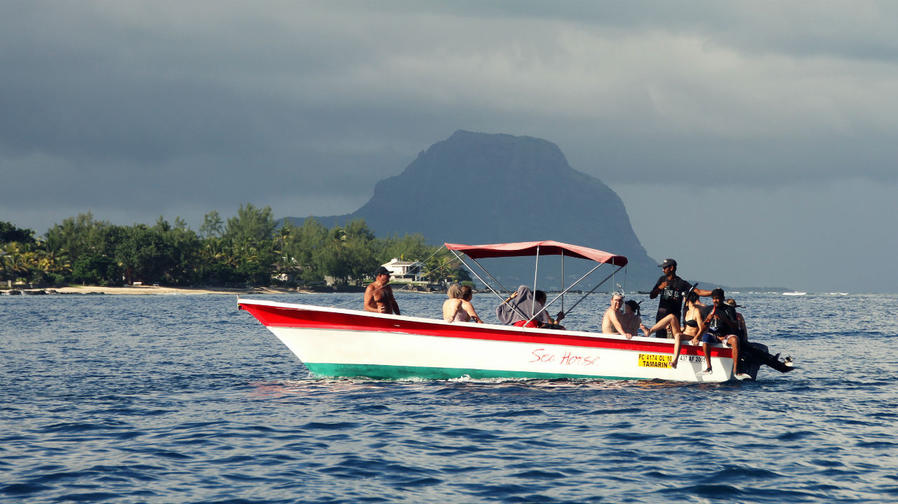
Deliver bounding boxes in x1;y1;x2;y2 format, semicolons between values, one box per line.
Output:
602;293;634;339
364;266;400;315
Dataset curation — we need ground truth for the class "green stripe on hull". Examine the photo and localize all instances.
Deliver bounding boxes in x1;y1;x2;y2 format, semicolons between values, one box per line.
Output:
303;363;631;381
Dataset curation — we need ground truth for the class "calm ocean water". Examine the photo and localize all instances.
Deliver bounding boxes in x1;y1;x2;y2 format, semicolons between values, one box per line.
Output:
2;291;897;503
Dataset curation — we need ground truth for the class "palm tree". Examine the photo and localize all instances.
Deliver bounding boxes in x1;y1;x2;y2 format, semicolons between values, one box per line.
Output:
0;243;30;287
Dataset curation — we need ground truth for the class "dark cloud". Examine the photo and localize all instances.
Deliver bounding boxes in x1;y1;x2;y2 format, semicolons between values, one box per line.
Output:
1;1;896;291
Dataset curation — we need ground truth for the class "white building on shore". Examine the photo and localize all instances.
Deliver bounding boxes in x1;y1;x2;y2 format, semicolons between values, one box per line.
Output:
382;258;423;282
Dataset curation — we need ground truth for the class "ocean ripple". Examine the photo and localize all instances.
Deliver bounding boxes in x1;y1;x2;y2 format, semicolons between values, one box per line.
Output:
2;292;898;502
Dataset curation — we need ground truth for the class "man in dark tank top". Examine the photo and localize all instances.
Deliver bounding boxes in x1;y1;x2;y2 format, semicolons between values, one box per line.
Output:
649;258;710;337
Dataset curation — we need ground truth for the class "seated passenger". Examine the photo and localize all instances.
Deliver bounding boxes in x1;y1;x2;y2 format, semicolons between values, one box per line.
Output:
534;290;564;328
694;288;748;378
496;286;562;328
725;298;748;344
442;283;466;322
642;291;702;369
622;299;648;336
602;293;635;339
460;285;483;323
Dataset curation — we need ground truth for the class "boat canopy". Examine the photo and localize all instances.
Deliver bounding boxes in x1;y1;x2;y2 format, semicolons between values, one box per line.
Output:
444;240;628;267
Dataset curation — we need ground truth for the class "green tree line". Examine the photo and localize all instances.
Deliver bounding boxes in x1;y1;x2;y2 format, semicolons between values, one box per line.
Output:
0;204;468;289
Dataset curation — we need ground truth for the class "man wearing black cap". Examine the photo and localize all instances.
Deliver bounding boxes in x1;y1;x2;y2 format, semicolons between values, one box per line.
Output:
649;258;710;337
364;266;400;315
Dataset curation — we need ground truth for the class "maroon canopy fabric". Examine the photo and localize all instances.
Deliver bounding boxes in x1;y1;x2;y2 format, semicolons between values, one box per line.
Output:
444;240;628;266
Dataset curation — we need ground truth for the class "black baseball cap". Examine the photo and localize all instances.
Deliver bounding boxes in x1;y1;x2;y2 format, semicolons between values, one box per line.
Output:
374;266;390;276
659;258;677;269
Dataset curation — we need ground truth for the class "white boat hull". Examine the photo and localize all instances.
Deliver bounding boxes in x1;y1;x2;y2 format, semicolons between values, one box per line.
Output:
239;299;735;382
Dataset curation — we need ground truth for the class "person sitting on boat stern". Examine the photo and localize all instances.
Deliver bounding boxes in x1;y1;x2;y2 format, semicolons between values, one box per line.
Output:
725;298;749;345
364;266;400;315
649;259;711;338
692;288;750;379
602;293;637;339
724;297;796;375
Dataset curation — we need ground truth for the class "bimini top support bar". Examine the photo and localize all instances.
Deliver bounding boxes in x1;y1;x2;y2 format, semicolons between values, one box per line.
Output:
526;261;622;324
560;264;626;316
447;249;533;322
531;245;540;318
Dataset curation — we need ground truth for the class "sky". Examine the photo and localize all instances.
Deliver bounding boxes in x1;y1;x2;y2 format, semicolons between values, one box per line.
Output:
2;1;897;293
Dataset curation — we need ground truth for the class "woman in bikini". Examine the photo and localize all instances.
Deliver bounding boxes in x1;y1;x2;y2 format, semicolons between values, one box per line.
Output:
642;291;704;368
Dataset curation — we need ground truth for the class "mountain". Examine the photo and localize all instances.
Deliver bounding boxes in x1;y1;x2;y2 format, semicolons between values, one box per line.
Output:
285;130;660;290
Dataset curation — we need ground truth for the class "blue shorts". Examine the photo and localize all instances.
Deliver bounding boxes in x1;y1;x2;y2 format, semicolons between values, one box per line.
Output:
703;333;736;345
701;333;719;344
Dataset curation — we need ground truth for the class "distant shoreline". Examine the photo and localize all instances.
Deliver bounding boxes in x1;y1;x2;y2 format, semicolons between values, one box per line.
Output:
1;283;444;296
1;285;299;296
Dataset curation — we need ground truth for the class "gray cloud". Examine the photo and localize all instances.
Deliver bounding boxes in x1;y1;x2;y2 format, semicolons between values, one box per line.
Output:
1;1;896;291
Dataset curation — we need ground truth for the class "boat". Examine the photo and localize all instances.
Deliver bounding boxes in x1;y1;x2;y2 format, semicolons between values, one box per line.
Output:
239;240;792;382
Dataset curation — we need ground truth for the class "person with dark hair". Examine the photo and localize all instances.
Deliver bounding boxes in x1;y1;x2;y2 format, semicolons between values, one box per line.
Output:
364;266;400;315
497;286;563;328
671;291;707;368
642;291;706;368
622;300;647;336
649;258;712;338
725;298;748;344
460;285;483;323
692;288;749;378
534;290;564;328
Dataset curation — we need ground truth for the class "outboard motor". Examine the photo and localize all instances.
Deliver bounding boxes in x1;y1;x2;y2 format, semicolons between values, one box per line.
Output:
739;342;794;380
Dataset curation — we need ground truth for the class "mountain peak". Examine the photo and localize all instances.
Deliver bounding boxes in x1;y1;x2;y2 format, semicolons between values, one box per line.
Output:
286;131;658;288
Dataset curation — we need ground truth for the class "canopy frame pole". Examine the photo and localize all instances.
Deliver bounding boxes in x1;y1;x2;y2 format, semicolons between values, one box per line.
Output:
447;250;534;322
448;250;537;320
560;251;565;315
556;265;625;316
446;249;503;298
531;245;540;317
444;243;628;325
468;257;513;297
526;261;615;323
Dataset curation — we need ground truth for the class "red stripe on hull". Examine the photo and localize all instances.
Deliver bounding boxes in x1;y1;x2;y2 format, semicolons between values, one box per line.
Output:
239;302;732;359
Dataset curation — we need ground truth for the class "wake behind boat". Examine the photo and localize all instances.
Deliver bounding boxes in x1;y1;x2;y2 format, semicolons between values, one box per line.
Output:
239;240;792;383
